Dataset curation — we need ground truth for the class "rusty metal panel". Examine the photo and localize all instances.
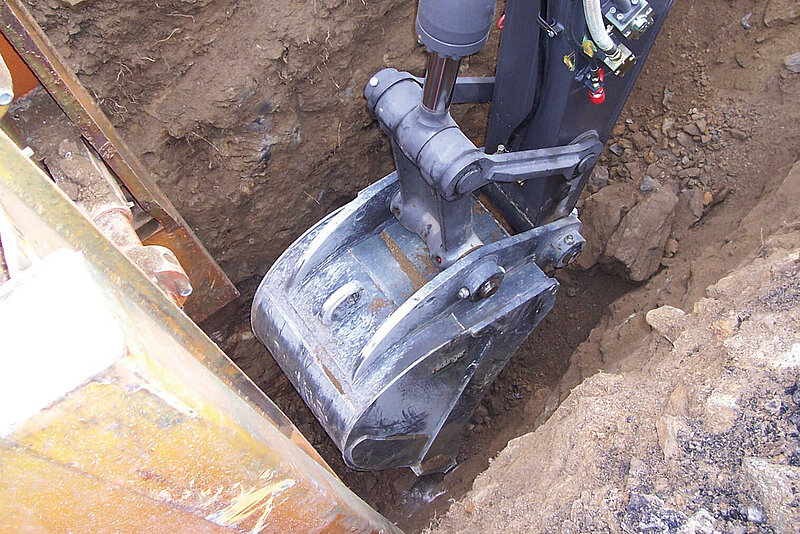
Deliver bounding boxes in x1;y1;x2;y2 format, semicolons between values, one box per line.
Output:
0;129;400;534
0;31;39;98
0;0;238;321
1;444;234;534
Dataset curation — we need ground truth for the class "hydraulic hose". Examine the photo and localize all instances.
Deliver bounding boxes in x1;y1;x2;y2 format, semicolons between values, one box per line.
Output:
583;0;618;55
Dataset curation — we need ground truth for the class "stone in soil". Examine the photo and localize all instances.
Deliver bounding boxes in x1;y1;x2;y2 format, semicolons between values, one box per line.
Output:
729;128;749;141
645;305;686;342
588;163;610;192
785;51;800;73
742;458;800;532
764;0;800;27
603;187;679;282
678;167;701;179
577;182;639;269
671;188;705;240
683;123;702;137
622;493;687;533
631;132;650;151
676;131;694;148
640;176;661;193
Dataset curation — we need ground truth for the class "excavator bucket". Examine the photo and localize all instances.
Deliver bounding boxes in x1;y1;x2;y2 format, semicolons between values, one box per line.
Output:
252;0;673;474
252;173;582;474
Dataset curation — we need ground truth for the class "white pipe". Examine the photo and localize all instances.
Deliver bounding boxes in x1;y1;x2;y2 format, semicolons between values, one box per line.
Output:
583;0;618;54
0;205;33;278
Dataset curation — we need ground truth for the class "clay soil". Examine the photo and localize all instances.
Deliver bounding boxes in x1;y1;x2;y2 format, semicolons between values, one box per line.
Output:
14;0;800;531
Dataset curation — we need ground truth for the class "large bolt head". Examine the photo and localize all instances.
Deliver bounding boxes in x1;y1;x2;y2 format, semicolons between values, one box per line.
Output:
476;277;500;300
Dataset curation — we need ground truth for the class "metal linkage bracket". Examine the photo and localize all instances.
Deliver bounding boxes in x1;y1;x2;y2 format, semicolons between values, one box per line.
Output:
409;75;495;104
366;68;601;268
443;132;603;198
604;0;654;39
537;13;564;38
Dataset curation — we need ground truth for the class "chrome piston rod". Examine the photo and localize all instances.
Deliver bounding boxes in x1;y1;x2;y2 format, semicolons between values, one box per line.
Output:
421;53;461;113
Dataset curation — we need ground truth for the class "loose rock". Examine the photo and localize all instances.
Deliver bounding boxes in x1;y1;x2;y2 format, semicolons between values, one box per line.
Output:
742;458;800;531
671;188;705;240
785;51;800;73
646;305;687;341
703;390;740;433
640;176;661;193
578;182;639;269
764;0;800;27
665;237;679;255
678;167;701;179
656;415;684;460
662;88;675;108
677;132;694;148
677;509;716;534
588;163;610;191
741;504;766;525
661;117;676;137
622;493;687;534
625;160;647;182
683;123;702;137
695;119;708;134
729;128;749;141
631;132;650;151
603;187;679;281
566;286;578;297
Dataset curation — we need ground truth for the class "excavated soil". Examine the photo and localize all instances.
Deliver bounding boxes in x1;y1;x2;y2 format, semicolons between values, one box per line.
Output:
428;160;800;533
12;0;800;531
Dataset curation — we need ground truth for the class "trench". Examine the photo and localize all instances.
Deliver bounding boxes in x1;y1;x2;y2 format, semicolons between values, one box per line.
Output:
11;0;800;530
7;83;634;532
5;52;634;532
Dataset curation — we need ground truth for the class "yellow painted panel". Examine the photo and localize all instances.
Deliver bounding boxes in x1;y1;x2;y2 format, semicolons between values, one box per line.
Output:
0;443;235;534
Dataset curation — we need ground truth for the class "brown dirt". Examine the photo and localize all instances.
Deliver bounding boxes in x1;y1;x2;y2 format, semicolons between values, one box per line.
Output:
12;0;800;531
428;160;800;533
22;0;497;284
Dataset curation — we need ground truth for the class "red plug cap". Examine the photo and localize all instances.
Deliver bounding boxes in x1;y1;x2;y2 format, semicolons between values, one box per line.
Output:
588;67;605;104
589;87;605;104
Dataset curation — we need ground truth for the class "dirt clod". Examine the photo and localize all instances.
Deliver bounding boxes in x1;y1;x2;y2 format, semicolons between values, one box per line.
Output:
646;305;686;342
764;0;800;27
